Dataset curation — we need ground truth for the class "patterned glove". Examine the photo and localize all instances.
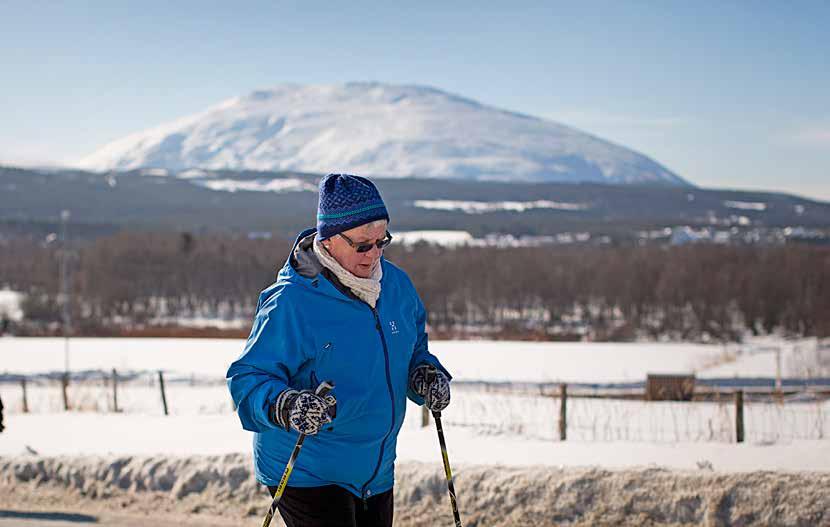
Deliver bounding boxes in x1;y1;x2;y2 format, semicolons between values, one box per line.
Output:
409;364;451;412
271;389;337;435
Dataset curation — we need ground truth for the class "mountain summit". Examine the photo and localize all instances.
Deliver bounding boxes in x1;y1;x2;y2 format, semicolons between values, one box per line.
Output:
77;82;689;186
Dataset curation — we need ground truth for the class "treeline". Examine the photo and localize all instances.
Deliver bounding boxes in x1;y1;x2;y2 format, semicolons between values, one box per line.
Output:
402;243;830;340
1;231;828;340
0;232;291;334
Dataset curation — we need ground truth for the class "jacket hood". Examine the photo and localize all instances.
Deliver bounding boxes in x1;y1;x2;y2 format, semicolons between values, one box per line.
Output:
276;228;383;303
290;229;324;279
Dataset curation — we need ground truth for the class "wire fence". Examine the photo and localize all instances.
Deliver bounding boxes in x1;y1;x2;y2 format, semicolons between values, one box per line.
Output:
1;374;828;444
432;386;828;444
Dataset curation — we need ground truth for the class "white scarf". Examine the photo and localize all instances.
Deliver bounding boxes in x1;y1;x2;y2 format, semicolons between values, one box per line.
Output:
313;235;382;308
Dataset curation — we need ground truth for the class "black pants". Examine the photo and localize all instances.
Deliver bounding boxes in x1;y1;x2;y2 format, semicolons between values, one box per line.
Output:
267;484;393;527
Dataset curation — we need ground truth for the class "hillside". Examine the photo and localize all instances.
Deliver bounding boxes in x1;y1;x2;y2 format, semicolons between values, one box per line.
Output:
1;166;827;244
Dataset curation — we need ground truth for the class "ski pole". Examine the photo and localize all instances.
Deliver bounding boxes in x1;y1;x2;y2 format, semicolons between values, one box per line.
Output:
432;410;463;527
261;380;334;527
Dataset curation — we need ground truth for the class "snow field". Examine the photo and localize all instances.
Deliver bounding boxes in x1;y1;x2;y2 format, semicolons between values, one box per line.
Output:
7;336;824;383
3;410;830;472
2;382;829;469
2;374;828;446
2;336;829;456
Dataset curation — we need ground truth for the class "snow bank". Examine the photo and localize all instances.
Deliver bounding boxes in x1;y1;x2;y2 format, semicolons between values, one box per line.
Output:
1;455;828;526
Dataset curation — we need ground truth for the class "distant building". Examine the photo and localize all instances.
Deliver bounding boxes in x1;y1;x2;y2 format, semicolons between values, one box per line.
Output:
670;226;704;245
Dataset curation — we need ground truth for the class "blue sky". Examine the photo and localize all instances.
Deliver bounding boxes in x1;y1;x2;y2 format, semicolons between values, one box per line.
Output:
1;1;828;200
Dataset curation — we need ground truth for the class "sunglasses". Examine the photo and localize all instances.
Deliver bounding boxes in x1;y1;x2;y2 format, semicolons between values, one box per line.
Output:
339;231;393;253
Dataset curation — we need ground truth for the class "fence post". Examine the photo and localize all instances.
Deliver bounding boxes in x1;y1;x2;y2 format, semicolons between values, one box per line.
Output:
158;371;169;416
62;372;70;411
21;378;29;413
112;368;119;413
774;347;783;404
559;383;568;441
735;390;744;443
421;404;430;427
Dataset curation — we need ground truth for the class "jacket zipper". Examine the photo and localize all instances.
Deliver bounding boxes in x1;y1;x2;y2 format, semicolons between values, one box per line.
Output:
360;304;396;507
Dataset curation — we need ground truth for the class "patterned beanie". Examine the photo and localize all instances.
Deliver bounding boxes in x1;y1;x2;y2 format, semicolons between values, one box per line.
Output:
316;174;390;240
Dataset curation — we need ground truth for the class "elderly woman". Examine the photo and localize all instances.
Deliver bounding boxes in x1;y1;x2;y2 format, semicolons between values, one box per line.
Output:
227;173;452;527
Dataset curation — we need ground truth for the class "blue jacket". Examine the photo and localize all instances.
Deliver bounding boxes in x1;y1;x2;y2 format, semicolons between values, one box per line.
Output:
227;229;450;500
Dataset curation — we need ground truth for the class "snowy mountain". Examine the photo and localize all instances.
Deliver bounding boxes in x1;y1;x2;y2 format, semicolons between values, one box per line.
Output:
77;83;689;186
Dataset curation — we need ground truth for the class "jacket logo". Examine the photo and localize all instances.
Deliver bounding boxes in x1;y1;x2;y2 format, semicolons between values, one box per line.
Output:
389;320;399;334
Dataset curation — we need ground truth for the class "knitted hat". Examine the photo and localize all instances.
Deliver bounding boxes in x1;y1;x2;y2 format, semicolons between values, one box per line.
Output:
316;174;390;240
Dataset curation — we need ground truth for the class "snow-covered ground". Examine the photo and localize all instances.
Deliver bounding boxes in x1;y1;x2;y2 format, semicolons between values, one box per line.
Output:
1;411;829;472
0;289;23;322
393;230;475;248
75;83;687;186
2;336;828;525
192;177;316;194
4;336;807;382
2;379;827;448
412;199;590;213
1;336;827;464
3;453;828;527
2;336;827;385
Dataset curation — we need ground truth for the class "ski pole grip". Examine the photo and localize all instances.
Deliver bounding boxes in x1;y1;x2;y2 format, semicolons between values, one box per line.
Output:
315;380;336;420
424;365;438;384
315;380;335;397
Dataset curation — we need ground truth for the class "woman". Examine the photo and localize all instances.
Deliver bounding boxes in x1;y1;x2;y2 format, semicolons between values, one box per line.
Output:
227;173;452;527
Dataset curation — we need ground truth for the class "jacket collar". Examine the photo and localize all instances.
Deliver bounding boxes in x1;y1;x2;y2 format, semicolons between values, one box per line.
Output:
282;228;379;303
